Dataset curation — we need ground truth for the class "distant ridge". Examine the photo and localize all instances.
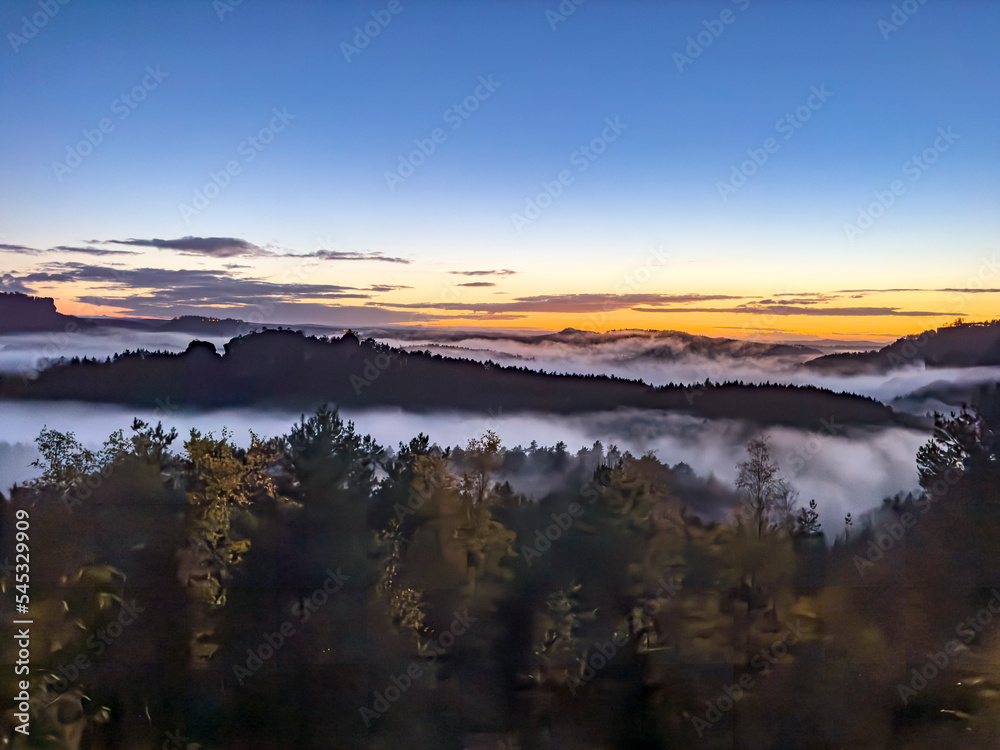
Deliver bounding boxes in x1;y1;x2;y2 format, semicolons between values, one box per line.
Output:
0;329;918;430
0;292;89;333
0;293;260;337
803;320;1000;374
368;326;824;360
95;315;255;336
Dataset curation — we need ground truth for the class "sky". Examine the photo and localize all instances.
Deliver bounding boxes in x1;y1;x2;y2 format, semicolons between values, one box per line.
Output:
1;0;998;340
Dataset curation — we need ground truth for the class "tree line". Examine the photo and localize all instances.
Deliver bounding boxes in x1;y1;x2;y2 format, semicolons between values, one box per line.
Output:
1;385;999;749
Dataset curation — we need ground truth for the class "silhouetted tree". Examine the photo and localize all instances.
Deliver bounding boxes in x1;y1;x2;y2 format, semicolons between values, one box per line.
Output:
735;436;791;539
795;499;822;536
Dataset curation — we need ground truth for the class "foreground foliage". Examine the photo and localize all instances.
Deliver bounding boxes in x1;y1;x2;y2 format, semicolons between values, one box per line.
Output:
2;388;1000;749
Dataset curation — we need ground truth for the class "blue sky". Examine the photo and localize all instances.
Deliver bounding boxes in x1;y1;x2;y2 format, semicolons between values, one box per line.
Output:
1;0;998;336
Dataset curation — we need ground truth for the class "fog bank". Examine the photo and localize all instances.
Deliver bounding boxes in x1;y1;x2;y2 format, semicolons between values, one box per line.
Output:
0;401;926;534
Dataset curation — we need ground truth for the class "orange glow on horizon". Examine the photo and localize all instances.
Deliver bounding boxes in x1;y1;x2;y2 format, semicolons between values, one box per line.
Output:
44;293;987;344
410;311;954;343
56;300;142;318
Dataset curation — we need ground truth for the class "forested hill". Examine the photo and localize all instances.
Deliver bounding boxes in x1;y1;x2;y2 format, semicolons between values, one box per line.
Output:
0;329;915;428
803;319;1000;374
378;326;825;360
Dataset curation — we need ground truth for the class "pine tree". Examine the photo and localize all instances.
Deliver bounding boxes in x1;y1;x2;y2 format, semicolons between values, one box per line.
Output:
795;499;822;537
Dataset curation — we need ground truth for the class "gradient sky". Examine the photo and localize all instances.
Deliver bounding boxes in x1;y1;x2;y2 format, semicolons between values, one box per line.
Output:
1;0;998;340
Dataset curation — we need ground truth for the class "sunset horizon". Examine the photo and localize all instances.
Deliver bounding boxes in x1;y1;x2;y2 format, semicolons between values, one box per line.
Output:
4;238;996;343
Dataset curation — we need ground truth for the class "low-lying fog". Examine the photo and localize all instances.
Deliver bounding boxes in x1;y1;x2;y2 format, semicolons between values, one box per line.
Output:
0;326;966;535
0;330;237;376
0;401;927;536
3;328;998;415
373;332;1000;414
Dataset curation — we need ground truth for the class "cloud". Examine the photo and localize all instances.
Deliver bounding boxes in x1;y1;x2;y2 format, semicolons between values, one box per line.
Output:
767;292;841;305
52;246;141;256
838;288;1000;294
368;284;412;292
772;291;838;298
305;249;410;264
764;298;835;306
104;236;272;258
450;312;525;320
218;302;523;327
244;303;445;326
0;243;40;255
0;274;36;293
457;282;496;288
12;262;369;313
1;243;144;257
374;293;743;314
635;304;964;317
98;237;411;263
449;269;517;277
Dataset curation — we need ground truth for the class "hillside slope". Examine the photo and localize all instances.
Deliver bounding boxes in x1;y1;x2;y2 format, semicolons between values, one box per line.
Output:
803;320;1000;374
0;329;916;429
